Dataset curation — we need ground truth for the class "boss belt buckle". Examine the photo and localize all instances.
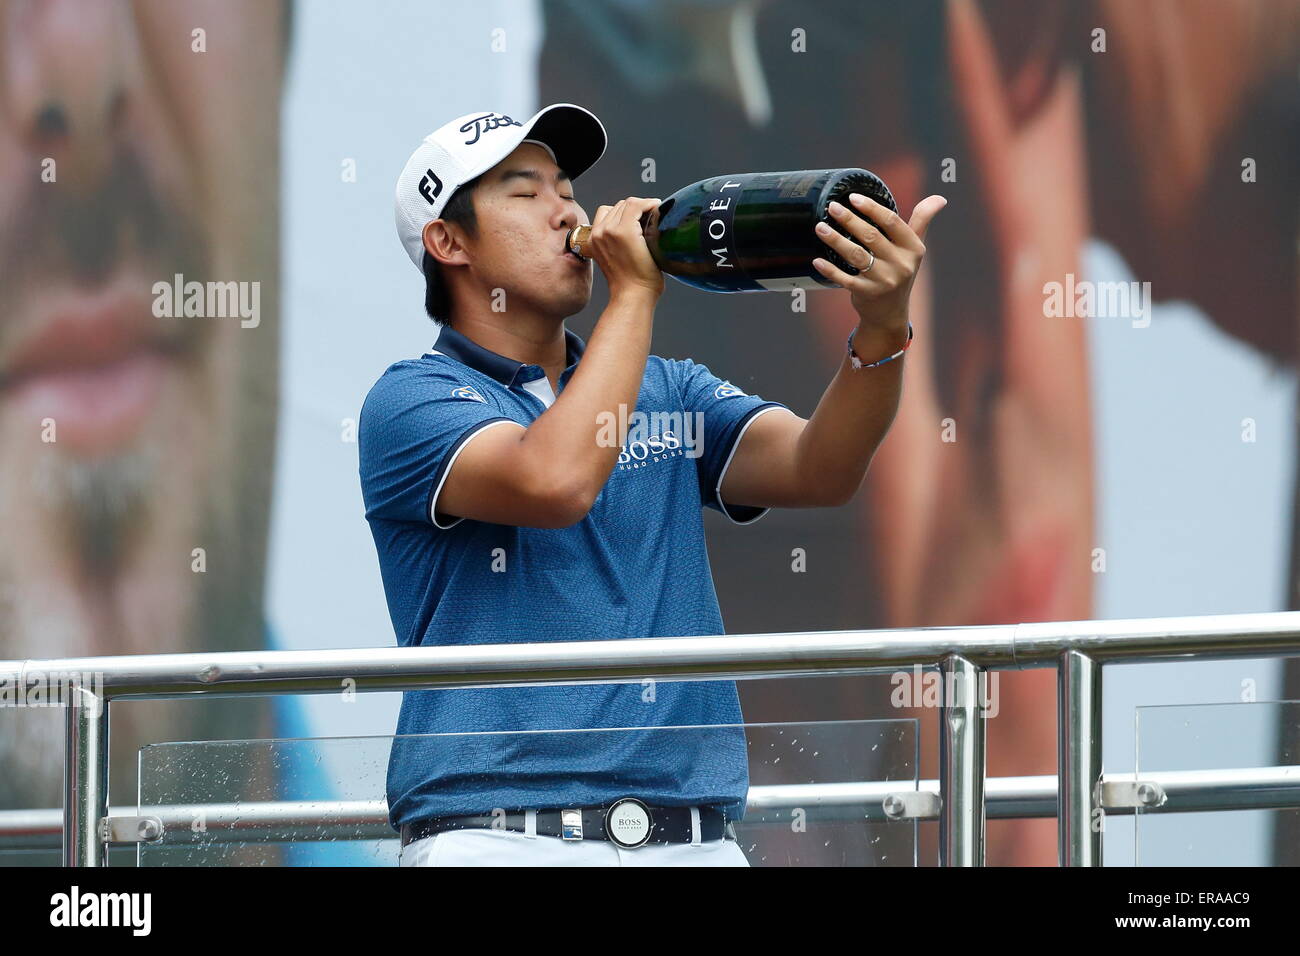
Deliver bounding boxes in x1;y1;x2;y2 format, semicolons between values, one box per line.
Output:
604;797;653;849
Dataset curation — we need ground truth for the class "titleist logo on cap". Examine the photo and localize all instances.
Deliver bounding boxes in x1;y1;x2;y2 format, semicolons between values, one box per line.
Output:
458;112;523;145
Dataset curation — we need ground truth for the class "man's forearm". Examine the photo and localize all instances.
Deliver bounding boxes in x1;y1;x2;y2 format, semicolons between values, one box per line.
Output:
794;316;911;505
792;189;941;505
517;289;657;507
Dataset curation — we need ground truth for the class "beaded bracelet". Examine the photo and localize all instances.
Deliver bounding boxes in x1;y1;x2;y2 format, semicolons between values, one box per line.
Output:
847;322;913;370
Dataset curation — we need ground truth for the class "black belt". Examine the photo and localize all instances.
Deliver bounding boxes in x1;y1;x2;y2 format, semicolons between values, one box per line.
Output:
400;799;736;849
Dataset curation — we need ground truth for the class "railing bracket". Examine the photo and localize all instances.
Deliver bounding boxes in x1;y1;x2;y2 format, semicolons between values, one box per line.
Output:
882;790;942;820
1101;780;1167;809
102;815;166;844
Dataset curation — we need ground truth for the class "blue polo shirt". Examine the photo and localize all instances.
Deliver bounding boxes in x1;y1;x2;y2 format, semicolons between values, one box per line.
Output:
358;323;788;829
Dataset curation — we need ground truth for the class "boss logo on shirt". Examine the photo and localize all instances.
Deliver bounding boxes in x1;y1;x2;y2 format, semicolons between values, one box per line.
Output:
714;381;747;399
450;384;487;403
617;429;683;469
598;408;704;463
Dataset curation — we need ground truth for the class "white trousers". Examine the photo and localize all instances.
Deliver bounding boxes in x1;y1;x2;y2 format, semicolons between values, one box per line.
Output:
399;823;750;867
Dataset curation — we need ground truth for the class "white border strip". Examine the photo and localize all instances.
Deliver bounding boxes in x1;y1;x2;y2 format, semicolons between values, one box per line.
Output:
714;404;784;525
429;418;522;528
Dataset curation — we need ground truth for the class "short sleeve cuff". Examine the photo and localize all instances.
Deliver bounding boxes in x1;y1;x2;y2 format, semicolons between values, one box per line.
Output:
713;403;785;526
426;418;519;529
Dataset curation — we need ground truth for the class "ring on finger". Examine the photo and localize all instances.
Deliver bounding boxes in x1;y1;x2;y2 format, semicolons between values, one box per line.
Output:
862;249;876;273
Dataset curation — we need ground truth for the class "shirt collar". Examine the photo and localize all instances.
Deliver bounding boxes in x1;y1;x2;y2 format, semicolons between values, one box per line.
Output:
430;324;587;388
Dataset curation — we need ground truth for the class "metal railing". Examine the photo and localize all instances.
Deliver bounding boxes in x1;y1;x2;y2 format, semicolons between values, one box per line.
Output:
6;766;1300;852
1;609;1298;867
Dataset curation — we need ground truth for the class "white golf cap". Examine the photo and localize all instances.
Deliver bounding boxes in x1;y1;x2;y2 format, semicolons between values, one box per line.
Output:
394;103;607;272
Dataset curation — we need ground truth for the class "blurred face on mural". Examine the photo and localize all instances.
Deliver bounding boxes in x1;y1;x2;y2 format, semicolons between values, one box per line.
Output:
861;0;1094;630
851;0;1296;864
818;0;1093;866
867;0;1298;639
0;0;285;805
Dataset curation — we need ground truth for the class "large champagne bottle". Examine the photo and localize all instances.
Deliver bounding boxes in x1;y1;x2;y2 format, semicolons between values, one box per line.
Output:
566;168;896;293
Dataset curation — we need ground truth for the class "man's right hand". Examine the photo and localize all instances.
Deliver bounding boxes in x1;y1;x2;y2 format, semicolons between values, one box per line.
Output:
435;199;664;531
587;197;664;300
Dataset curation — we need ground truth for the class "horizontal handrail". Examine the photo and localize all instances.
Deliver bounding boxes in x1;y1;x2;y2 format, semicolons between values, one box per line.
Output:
4;767;1298;850
2;611;1298;701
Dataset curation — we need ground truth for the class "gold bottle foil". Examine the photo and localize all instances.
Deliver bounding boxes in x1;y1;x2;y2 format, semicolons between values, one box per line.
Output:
566;224;592;258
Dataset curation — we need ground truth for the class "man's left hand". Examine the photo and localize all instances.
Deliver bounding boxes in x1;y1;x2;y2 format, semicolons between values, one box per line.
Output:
812;192;947;333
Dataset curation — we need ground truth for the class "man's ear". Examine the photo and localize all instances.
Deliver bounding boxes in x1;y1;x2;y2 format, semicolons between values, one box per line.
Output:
422;219;470;268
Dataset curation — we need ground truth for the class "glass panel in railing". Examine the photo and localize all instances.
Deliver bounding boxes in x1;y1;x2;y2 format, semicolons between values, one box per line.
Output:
735;719;917;866
137;734;391;867
137;715;917;866
1134;701;1300;866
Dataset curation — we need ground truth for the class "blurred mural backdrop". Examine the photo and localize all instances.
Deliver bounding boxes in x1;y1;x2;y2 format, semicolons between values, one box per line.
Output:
0;0;1296;866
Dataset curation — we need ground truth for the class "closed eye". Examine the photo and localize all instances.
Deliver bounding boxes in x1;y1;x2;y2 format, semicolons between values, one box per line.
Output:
514;194;577;201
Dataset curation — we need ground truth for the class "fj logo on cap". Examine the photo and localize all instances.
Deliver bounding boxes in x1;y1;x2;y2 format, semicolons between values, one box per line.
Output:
418;169;443;205
458;112;522;146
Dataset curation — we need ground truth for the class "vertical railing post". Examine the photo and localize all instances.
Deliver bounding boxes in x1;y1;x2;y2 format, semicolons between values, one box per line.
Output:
938;654;986;866
64;683;109;867
1058;649;1102;866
